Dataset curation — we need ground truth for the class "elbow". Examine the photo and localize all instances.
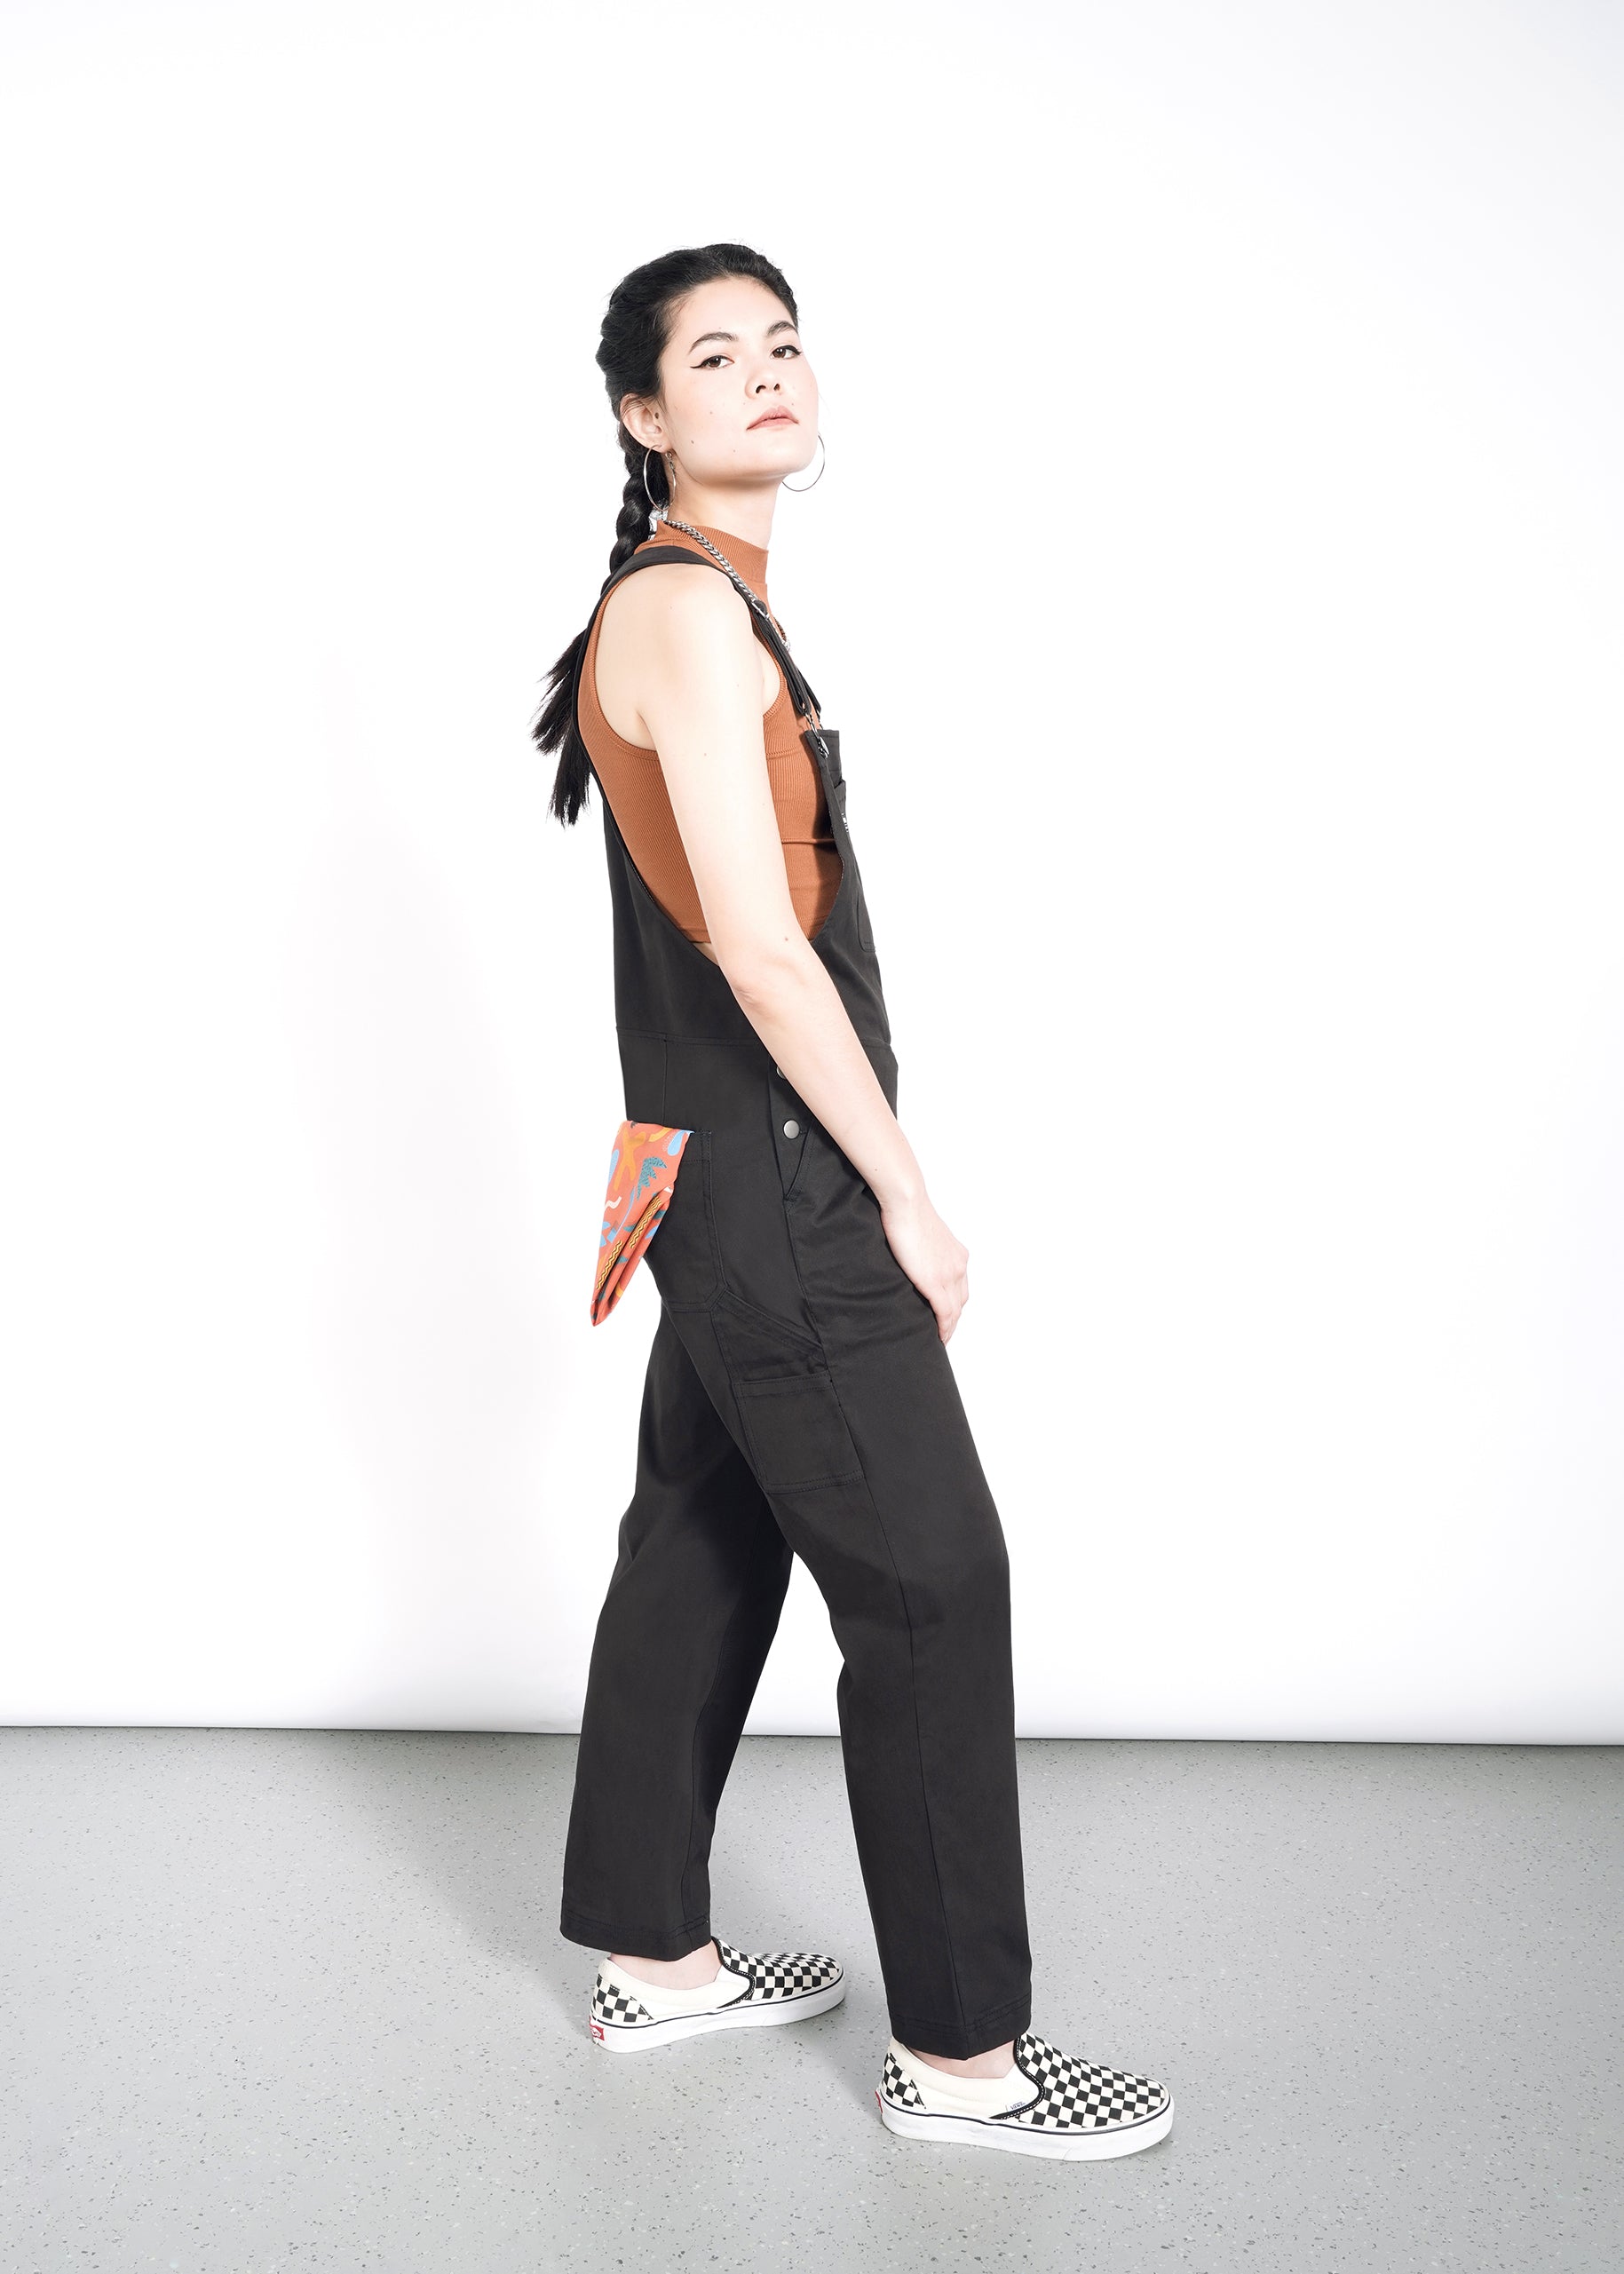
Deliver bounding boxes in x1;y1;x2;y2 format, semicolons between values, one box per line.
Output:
717;933;809;1014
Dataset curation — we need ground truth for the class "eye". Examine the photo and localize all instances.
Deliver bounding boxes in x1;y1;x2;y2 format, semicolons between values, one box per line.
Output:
693;353;731;369
773;343;803;358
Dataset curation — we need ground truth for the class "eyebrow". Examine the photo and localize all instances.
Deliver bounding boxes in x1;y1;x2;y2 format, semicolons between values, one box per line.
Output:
686;319;799;353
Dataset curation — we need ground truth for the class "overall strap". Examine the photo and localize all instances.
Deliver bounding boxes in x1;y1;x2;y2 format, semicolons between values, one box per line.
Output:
574;544;825;737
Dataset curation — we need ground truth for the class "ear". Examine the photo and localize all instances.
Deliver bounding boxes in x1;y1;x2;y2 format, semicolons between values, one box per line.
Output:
620;393;666;451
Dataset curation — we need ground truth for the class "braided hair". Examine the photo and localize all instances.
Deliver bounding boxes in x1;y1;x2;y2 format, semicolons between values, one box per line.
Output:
530;243;800;824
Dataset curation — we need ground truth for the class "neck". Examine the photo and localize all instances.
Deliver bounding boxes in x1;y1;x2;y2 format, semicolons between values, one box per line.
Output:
665;477;778;551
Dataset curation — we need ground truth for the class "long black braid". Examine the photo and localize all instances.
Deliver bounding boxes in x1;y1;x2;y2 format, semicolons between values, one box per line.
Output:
529;243;800;825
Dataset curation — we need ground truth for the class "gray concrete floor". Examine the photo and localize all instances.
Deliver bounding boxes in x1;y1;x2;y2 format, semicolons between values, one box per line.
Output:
2;1731;1619;2273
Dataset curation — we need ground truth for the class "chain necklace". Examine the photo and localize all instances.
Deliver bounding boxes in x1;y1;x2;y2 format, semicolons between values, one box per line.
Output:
659;512;789;646
656;511;825;748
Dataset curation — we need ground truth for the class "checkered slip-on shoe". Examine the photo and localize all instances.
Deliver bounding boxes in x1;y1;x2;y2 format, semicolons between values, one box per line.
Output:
587;1937;845;2054
875;2030;1173;2161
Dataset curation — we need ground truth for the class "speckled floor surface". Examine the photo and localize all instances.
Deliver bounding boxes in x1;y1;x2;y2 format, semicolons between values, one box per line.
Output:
3;1731;1620;2272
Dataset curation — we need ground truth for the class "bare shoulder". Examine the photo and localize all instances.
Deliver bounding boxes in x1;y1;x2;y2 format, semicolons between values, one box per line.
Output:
595;555;771;742
604;557;751;647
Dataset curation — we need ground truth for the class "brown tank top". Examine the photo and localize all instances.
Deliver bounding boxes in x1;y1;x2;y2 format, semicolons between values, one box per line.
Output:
577;518;841;947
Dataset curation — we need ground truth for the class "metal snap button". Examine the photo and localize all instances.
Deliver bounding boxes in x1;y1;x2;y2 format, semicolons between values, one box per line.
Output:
774;1065;785;1077
782;1119;800;1139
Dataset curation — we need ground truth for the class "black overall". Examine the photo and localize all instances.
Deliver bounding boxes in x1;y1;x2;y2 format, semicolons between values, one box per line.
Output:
558;544;1033;2058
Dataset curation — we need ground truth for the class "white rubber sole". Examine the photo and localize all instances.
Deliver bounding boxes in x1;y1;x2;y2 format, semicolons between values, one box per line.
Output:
589;1976;846;2053
876;2090;1174;2161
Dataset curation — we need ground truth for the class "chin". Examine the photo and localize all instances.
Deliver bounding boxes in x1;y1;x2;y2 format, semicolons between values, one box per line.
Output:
741;430;814;479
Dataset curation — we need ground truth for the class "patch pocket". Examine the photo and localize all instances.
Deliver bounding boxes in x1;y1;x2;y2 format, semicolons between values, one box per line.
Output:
709;1288;863;1493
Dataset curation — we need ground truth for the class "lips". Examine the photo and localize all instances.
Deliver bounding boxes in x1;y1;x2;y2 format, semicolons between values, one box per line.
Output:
748;410;797;429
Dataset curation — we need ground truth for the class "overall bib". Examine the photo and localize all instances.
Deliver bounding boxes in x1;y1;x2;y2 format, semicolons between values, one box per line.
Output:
559;546;1033;2059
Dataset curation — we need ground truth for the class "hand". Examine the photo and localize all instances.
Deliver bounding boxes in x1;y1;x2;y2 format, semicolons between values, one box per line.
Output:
878;1192;970;1343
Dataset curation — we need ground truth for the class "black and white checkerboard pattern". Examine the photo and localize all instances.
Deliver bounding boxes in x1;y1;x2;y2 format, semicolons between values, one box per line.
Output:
713;1939;843;2003
1002;2032;1168;2130
881;2032;1167;2131
590;1974;656;2027
880;2049;927;2109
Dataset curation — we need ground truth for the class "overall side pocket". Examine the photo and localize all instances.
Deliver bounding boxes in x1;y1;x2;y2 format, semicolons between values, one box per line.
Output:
709;1287;863;1494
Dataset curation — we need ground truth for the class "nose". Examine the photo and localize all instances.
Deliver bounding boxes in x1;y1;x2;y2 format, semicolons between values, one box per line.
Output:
752;370;781;392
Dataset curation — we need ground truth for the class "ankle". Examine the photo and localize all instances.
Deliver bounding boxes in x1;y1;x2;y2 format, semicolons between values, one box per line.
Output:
906;2039;1016;2079
608;1939;720;1991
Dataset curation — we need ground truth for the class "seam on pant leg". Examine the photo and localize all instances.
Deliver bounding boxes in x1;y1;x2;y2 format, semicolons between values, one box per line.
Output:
777;1199;970;2047
842;1469;970;2046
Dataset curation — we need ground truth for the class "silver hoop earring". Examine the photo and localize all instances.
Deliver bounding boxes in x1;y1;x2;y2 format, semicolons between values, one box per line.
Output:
782;433;827;493
641;447;662;534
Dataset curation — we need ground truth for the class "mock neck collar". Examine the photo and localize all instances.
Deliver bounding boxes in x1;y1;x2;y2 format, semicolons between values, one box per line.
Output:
661;517;770;606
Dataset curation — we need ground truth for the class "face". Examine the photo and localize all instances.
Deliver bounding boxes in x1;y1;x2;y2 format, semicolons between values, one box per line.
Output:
622;274;819;492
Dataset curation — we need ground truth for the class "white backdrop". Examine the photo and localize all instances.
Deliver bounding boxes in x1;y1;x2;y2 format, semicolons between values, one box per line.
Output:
3;0;1620;1739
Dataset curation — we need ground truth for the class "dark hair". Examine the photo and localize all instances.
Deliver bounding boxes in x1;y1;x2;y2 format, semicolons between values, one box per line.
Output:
530;242;800;824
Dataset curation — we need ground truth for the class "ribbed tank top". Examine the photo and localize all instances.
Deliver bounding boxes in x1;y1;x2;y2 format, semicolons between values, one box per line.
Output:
577;518;842;949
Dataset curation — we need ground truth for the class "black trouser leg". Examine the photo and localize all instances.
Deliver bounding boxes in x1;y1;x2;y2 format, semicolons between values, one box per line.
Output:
559;1308;793;1960
699;1295;1034;2061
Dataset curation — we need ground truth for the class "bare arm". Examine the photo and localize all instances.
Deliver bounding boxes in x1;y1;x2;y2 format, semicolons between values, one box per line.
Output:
623;565;970;1341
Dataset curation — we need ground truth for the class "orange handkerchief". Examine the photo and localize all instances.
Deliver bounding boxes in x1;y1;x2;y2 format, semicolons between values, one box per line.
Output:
591;1121;693;1325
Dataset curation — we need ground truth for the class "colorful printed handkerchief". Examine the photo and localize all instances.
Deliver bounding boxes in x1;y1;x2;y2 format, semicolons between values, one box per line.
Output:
591;1121;693;1325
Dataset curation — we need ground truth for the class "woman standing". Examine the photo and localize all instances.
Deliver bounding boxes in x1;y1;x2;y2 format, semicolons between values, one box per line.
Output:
534;243;1172;2162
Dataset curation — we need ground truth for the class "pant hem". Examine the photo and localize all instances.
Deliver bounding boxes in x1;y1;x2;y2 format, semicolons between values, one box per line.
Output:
559;1904;715;1961
889;1990;1033;2061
